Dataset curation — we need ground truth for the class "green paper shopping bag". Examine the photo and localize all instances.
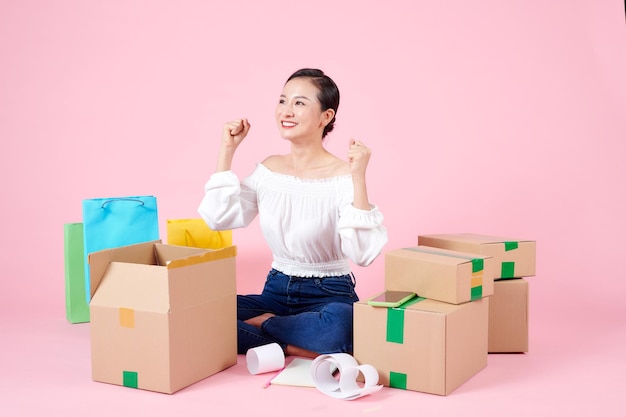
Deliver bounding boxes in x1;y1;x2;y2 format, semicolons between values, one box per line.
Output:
82;196;159;302
64;223;90;323
166;218;232;249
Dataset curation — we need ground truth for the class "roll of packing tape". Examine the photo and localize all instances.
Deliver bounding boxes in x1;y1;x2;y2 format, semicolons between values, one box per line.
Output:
310;353;382;400
246;343;285;375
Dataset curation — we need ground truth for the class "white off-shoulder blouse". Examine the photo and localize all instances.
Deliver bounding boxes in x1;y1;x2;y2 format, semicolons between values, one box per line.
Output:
198;163;388;277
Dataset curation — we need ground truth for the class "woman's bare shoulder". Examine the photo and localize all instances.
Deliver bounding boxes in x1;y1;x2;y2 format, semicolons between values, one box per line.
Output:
261;155;287;172
330;156;351;176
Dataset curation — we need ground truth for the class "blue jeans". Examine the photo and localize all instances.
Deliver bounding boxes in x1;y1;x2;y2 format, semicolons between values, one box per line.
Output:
237;269;359;355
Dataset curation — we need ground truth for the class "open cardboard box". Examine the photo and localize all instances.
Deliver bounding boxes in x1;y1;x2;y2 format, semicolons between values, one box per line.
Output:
88;241;237;394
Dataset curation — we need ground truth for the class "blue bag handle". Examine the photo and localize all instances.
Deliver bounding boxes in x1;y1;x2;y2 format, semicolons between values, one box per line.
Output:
100;198;146;208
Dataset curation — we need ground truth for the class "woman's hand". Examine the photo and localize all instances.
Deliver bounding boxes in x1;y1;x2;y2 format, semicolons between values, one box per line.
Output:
216;118;251;172
347;139;372;210
347;139;371;178
221;118;251;151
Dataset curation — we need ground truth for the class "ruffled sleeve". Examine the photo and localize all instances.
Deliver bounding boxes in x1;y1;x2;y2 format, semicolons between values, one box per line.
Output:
338;203;388;266
197;170;258;231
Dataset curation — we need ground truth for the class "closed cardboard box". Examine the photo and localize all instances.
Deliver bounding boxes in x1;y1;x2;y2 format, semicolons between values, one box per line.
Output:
353;296;489;396
89;241;237;394
418;233;536;279
385;246;494;304
488;278;529;353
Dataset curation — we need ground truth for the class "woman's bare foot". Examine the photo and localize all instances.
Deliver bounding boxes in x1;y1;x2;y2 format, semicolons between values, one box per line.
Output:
244;313;275;328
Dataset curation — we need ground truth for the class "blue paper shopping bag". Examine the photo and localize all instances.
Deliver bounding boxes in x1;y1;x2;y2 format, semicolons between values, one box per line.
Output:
82;196;159;302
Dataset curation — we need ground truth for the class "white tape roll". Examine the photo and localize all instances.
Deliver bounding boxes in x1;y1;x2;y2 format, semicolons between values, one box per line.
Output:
310;353;382;400
246;343;285;375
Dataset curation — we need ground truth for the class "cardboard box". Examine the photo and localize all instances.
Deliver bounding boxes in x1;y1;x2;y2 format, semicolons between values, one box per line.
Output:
88;241;237;394
385;246;494;304
353;296;489;396
418;233;536;279
488;279;529;353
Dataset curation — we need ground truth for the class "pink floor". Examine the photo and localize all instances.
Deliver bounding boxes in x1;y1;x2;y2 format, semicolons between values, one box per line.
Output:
4;305;624;417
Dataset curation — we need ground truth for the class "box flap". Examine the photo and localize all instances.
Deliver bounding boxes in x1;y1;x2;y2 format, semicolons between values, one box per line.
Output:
160;245;237;269
90;262;170;312
153;244;211;265
88;241;161;300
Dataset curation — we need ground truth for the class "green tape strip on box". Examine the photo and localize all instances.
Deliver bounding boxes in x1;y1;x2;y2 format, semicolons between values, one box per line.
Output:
386;297;424;390
389;371;408;390
471;258;484;300
471;286;483;301
471;258;483;273
386;308;405;344
123;371;138;389
504;241;519;251
386;296;424;344
501;262;515;278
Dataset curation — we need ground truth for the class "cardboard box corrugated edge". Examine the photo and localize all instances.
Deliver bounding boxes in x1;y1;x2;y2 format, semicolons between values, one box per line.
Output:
160;244;237;269
418;233;536;278
384;246;495;304
353;297;488;396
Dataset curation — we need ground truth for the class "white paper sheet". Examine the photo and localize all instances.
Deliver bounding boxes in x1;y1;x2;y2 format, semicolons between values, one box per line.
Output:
270;358;316;387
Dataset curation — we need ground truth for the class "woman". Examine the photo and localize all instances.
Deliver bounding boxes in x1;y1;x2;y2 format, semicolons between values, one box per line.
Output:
198;68;387;358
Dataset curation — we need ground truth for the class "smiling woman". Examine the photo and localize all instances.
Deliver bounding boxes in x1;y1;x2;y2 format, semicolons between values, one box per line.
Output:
2;0;626;414
198;68;389;359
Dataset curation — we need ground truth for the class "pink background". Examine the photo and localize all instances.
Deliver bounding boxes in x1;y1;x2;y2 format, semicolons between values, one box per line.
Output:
1;1;625;416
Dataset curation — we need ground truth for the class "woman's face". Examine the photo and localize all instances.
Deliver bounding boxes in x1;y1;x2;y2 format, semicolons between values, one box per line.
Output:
275;77;334;141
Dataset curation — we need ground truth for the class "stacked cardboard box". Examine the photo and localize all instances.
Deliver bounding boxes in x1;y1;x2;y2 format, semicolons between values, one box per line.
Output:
384;246;496;305
354;233;536;395
354;295;489;395
488;279;529;352
88;241;238;394
354;245;496;395
417;234;536;353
